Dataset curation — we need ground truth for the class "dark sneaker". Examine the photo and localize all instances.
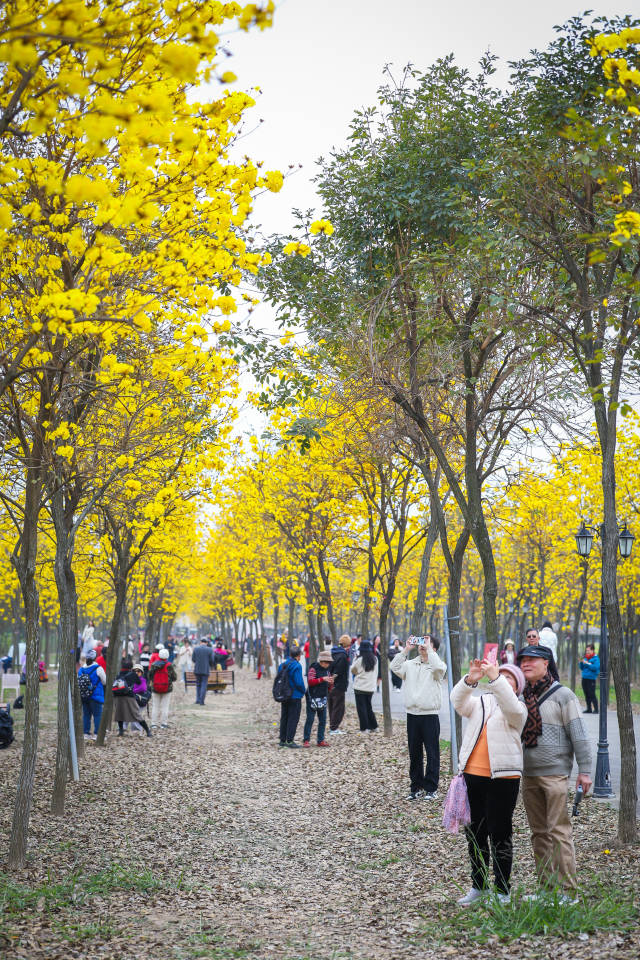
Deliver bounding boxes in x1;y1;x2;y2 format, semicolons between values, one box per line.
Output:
278;742;286;748
286;742;301;749
408;789;425;801
423;791;437;800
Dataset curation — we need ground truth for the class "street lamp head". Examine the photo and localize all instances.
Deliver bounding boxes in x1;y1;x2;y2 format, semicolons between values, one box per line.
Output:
618;523;634;559
575;521;594;558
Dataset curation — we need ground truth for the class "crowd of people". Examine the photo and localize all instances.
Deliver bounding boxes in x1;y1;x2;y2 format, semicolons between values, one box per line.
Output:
75;630;233;740
273;624;595;905
0;615;616;903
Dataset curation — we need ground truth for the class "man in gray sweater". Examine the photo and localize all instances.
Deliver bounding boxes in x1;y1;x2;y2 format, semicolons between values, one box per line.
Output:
518;645;592;897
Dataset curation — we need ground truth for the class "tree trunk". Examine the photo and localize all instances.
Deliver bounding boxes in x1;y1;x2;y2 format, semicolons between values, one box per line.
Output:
570;560;588;693
379;601;393;737
317;553;338;646
272;598;280;667
287;597;296;650
360;584;370;639
410;511;439;634
306;607;317;661
447;528;470;751
96;577;128;746
8;480;42;869
51;548;78;814
600;444;637;842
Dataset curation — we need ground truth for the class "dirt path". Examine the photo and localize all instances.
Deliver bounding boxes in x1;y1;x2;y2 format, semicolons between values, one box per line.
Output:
0;672;638;960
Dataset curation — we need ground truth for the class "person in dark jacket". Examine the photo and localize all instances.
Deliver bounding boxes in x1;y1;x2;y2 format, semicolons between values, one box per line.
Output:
389;637;403;689
328;634;351;735
192;638;215;705
303;648;335;747
113;659;152;737
277;647;306;748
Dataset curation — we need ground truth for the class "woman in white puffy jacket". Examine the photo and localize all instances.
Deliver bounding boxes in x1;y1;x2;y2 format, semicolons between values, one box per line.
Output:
450;658;527;906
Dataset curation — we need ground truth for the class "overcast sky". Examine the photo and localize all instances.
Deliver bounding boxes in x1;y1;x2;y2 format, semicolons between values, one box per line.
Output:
210;2;629;433
223;1;629;234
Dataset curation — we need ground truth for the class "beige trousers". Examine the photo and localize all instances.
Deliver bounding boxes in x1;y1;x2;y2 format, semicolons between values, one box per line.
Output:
151;692;171;726
522;775;577;890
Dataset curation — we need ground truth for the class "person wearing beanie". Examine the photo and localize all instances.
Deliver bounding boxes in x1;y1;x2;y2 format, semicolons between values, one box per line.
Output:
499;640;516;665
149;648;177;728
328;634;351;735
302;648;335;747
113;658;153;738
450;657;528;906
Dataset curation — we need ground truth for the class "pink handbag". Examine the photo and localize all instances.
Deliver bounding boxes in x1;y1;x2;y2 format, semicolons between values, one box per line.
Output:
442;774;471;834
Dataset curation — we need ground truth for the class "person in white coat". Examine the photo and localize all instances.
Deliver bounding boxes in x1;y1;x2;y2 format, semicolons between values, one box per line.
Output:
391;636;447;800
81;621;95;658
451;659;528;906
538;622;558;662
350;640;379;732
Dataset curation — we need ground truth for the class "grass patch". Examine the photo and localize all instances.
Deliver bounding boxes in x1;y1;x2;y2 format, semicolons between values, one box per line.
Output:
0;863;166;924
53;918;119;942
185;924;259;959
428;884;638;945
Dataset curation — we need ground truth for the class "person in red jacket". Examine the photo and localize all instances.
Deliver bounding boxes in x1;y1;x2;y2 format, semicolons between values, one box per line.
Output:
149;644;163;667
303;638;310;675
303;648;335;747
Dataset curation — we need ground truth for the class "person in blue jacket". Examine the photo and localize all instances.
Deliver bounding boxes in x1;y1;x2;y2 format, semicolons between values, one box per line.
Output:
579;643;600;714
278;647;306;748
78;649;105;740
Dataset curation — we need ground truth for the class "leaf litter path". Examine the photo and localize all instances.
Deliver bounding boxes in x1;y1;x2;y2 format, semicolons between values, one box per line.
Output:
0;672;638;960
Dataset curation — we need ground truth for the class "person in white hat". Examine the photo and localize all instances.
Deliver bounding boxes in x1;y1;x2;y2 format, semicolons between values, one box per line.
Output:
149;649;177;728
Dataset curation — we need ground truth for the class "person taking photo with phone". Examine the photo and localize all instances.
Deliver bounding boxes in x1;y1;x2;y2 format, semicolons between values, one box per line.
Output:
451;657;528;905
391;636;447;800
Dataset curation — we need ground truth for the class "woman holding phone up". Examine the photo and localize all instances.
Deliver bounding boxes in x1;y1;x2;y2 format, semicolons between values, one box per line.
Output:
391;636;447;800
451;657;527;905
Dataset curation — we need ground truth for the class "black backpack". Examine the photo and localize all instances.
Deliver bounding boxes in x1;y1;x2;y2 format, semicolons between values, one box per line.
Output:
0;707;15;749
272;662;293;702
78;665;98;702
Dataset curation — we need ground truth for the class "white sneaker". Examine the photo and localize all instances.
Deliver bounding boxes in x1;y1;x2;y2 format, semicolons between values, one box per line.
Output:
423;791;437;800
495;891;511;904
457;888;486;906
558;893;579;905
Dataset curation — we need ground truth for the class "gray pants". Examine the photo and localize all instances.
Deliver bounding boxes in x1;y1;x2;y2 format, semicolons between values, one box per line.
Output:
195;674;208;704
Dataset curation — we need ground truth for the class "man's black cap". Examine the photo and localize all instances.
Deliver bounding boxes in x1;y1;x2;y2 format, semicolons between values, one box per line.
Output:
517;644;553;662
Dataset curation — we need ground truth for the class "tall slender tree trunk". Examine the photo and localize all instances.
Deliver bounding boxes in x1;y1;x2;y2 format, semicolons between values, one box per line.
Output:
317;553;338;646
410;511;439;635
570;560;588;693
272;598;280;667
96;577;128;746
8;476;42;869
360;584;370;639
599;422;637;842
287;597;296;649
306;607;317;661
51;548;79;814
379;597;393;737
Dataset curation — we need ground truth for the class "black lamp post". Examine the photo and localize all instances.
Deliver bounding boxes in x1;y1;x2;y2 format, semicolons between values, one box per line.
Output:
574;519;634;798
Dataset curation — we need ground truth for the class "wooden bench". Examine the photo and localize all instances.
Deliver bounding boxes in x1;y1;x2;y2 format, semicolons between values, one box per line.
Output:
184;669;235;693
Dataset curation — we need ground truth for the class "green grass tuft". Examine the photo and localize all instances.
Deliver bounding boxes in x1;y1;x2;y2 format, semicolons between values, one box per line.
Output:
429;883;638;945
